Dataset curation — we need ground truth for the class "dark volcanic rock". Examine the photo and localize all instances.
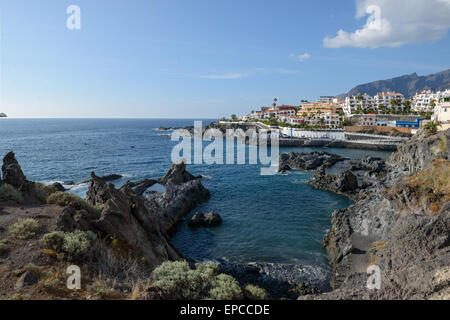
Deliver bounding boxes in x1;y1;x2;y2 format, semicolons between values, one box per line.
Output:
56;207;97;232
99;174;123;182
51;182;66;192
1;152;27;188
334;170;358;192
15;271;38;291
278;152;347;172
188;212;222;227
125;179;158;195
159;161;198;185
86;172;181;269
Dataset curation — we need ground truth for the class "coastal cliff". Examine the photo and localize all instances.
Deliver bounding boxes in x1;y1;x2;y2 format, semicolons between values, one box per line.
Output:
302;129;450;299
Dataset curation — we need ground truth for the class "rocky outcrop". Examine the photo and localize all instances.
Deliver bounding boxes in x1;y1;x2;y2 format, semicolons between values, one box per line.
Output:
86;173;181;269
188;212;222;227
279;152;347;172
125;179;158;195
159;161;200;185
147;162;210;234
56;207;99;232
1;152;27;189
302;129;450;300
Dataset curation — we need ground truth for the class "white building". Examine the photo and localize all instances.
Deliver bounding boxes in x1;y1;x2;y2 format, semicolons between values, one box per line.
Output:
373;92;405;111
318;96;335;103
433;94;450;124
343;94;374;115
412;90;436;112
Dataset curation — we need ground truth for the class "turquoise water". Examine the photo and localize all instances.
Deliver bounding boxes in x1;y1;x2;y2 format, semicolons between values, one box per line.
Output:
0;119;391;269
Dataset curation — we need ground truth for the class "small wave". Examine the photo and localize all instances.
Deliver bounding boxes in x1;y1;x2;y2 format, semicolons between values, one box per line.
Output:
201;174;213;180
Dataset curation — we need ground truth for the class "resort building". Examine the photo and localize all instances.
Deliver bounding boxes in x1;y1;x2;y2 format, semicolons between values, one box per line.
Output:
317;96;335;103
360;114;377;126
297;102;340;116
343;94;374;115
373;92;405;111
412;90;436;112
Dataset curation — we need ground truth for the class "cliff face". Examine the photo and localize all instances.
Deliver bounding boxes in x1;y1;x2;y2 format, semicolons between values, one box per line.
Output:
308;129;450;299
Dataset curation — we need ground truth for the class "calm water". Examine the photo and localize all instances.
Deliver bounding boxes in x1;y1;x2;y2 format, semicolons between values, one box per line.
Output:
0;119;391;269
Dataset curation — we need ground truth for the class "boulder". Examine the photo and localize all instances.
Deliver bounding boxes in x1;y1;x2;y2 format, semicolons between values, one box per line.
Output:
204;212;222;226
1;152;27;188
56;207;96;232
334;170;358;192
188;212;222;227
15;271;38;291
51;182;66;192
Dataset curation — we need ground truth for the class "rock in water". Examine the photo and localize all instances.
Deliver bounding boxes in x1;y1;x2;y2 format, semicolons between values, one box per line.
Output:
204;212;222;226
1;152;27;188
188;212;222;227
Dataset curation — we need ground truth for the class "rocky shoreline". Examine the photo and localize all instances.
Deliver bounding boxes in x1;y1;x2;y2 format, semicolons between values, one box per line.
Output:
280;129;450;299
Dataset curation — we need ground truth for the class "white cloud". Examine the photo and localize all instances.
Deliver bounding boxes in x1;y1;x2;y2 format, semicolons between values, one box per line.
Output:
198;73;245;79
324;0;450;48
197;68;297;80
289;52;311;61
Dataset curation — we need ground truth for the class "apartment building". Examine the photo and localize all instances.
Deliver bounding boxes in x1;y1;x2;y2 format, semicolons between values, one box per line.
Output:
343;94;374;115
373;92;405;110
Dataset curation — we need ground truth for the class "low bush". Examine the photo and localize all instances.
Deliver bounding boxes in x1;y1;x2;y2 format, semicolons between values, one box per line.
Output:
40;230;97;261
208;274;243;300
0;183;23;203
8;218;40;240
245;284;270;300
0;239;9;254
46;192;99;216
150;261;245;300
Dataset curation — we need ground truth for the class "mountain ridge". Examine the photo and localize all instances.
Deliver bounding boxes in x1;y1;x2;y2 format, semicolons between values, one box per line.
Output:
339;69;450;98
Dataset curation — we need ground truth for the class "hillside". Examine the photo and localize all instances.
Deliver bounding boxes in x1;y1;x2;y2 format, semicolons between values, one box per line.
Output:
343;69;450;98
0;113;7;118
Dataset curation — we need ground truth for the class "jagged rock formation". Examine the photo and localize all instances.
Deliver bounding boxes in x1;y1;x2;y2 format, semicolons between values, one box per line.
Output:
301;129;450;300
2;152;28;189
279;152;347;172
148;162;211;234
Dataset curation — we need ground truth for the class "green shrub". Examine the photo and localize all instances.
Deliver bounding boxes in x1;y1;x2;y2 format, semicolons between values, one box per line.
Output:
46;192;99;216
9;218;40;240
245;284;269;300
40;230;96;261
208;274;243;300
40;231;65;252
151;260;205;299
0;183;23;203
150;261;245;300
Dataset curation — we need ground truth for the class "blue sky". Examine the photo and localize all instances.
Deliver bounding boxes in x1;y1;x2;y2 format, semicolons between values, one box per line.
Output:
1;0;449;118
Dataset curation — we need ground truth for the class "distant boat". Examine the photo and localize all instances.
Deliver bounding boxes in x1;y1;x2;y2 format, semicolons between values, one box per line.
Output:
0;113;7;118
